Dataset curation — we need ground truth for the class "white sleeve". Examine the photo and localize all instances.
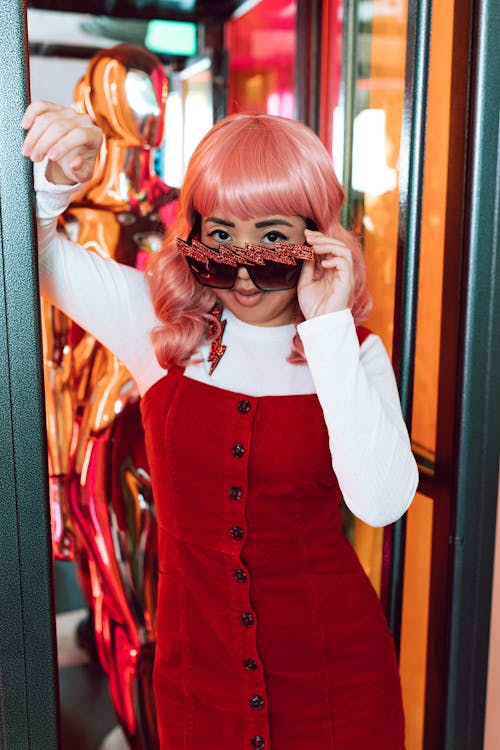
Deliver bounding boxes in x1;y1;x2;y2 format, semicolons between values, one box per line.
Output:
34;161;165;395
298;309;419;527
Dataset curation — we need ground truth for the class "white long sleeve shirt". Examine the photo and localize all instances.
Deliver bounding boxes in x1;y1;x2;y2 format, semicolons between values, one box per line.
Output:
35;163;418;527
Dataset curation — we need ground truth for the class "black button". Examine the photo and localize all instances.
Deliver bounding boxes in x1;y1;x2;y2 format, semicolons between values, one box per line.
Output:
249;695;264;711
234;569;247;583
244;658;258;671
232;443;245;458
229;486;243;501
251;737;265;749
238;399;251;414
241;612;254;627
230;526;244;541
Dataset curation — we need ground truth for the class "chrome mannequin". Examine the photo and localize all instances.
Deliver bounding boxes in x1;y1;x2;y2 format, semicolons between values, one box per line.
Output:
43;44;178;749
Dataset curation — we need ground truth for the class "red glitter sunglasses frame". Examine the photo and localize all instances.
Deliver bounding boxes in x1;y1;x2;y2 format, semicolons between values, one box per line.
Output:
176;237;314;267
177;236;314;290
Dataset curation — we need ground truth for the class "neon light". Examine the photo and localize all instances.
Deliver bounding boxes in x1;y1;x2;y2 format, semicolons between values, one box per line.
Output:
145;20;197;57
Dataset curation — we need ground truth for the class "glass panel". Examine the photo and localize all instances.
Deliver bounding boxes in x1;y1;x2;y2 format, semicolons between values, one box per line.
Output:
411;0;454;467
339;0;409;356
225;0;297;116
399;492;434;750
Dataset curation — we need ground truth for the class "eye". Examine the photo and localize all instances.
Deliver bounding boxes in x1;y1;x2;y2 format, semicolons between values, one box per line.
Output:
208;229;232;243
263;230;287;244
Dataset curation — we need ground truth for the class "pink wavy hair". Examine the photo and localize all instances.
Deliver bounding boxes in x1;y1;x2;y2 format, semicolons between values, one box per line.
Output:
147;113;371;368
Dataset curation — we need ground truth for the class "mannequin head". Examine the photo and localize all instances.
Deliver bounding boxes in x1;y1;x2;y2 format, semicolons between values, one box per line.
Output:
76;43;168;148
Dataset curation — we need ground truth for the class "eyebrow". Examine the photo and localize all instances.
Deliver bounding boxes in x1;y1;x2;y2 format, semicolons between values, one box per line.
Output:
254;219;294;228
205;217;235;227
204;217;294;229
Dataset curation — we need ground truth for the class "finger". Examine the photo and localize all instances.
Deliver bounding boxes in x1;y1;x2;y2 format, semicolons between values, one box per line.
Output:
21;100;65;129
45;125;101;162
21;109;80;157
314;250;353;279
60;149;96;183
305;232;351;249
305;235;352;253
320;257;350;269
320;252;354;274
304;229;334;243
312;244;353;261
320;261;354;288
25;119;100;164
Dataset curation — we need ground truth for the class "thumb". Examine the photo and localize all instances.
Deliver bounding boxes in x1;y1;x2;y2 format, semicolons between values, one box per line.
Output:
69;155;94;182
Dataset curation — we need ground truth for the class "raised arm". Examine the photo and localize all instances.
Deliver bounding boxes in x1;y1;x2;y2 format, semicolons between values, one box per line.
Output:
22;100;164;395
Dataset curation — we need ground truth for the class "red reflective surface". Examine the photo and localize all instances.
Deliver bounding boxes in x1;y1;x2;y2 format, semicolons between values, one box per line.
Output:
225;0;296;116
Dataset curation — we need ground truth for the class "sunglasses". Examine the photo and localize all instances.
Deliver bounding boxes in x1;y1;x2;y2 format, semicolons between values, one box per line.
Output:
176;232;314;292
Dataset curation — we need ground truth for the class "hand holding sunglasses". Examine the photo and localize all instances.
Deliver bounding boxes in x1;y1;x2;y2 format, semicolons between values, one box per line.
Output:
297;229;356;319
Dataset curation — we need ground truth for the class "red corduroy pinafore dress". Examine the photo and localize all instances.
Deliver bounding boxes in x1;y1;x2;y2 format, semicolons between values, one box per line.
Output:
140;332;405;750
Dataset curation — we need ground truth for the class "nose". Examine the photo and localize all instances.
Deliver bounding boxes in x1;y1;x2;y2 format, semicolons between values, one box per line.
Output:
236;266;252;281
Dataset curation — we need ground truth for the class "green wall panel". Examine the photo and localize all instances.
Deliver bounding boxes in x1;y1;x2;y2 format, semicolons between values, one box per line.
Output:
0;0;60;747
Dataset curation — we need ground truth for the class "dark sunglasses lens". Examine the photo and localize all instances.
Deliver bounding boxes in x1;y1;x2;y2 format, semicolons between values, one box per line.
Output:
250;259;303;291
187;258;237;289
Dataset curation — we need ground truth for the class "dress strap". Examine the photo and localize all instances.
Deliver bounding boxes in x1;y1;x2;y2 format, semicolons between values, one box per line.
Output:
355;325;372;346
168;364;186;378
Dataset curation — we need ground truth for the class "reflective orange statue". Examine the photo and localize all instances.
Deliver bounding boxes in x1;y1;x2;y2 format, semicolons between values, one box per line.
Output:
43;43;179;749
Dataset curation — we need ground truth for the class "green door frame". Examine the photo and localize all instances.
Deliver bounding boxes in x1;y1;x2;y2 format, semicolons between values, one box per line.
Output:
441;0;500;745
0;1;60;747
420;0;500;747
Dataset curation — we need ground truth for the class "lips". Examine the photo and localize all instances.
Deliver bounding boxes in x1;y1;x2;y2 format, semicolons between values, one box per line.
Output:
233;288;260;296
232;288;264;307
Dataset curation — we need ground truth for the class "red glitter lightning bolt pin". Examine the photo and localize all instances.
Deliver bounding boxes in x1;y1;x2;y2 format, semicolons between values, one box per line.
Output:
207;303;227;375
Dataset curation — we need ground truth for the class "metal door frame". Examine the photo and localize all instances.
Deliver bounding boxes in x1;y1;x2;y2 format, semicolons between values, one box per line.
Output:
426;0;500;746
0;1;60;748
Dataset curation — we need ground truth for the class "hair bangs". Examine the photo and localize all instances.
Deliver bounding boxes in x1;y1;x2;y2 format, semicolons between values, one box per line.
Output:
186;116;330;228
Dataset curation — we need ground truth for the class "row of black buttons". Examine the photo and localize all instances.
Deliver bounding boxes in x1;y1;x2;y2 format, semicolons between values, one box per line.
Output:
233;400;265;750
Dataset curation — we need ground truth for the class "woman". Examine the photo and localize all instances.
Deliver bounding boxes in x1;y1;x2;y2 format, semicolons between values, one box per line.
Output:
22;100;418;749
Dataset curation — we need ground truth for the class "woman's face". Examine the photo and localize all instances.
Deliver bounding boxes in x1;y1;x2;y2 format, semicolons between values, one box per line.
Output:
200;211;307;326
